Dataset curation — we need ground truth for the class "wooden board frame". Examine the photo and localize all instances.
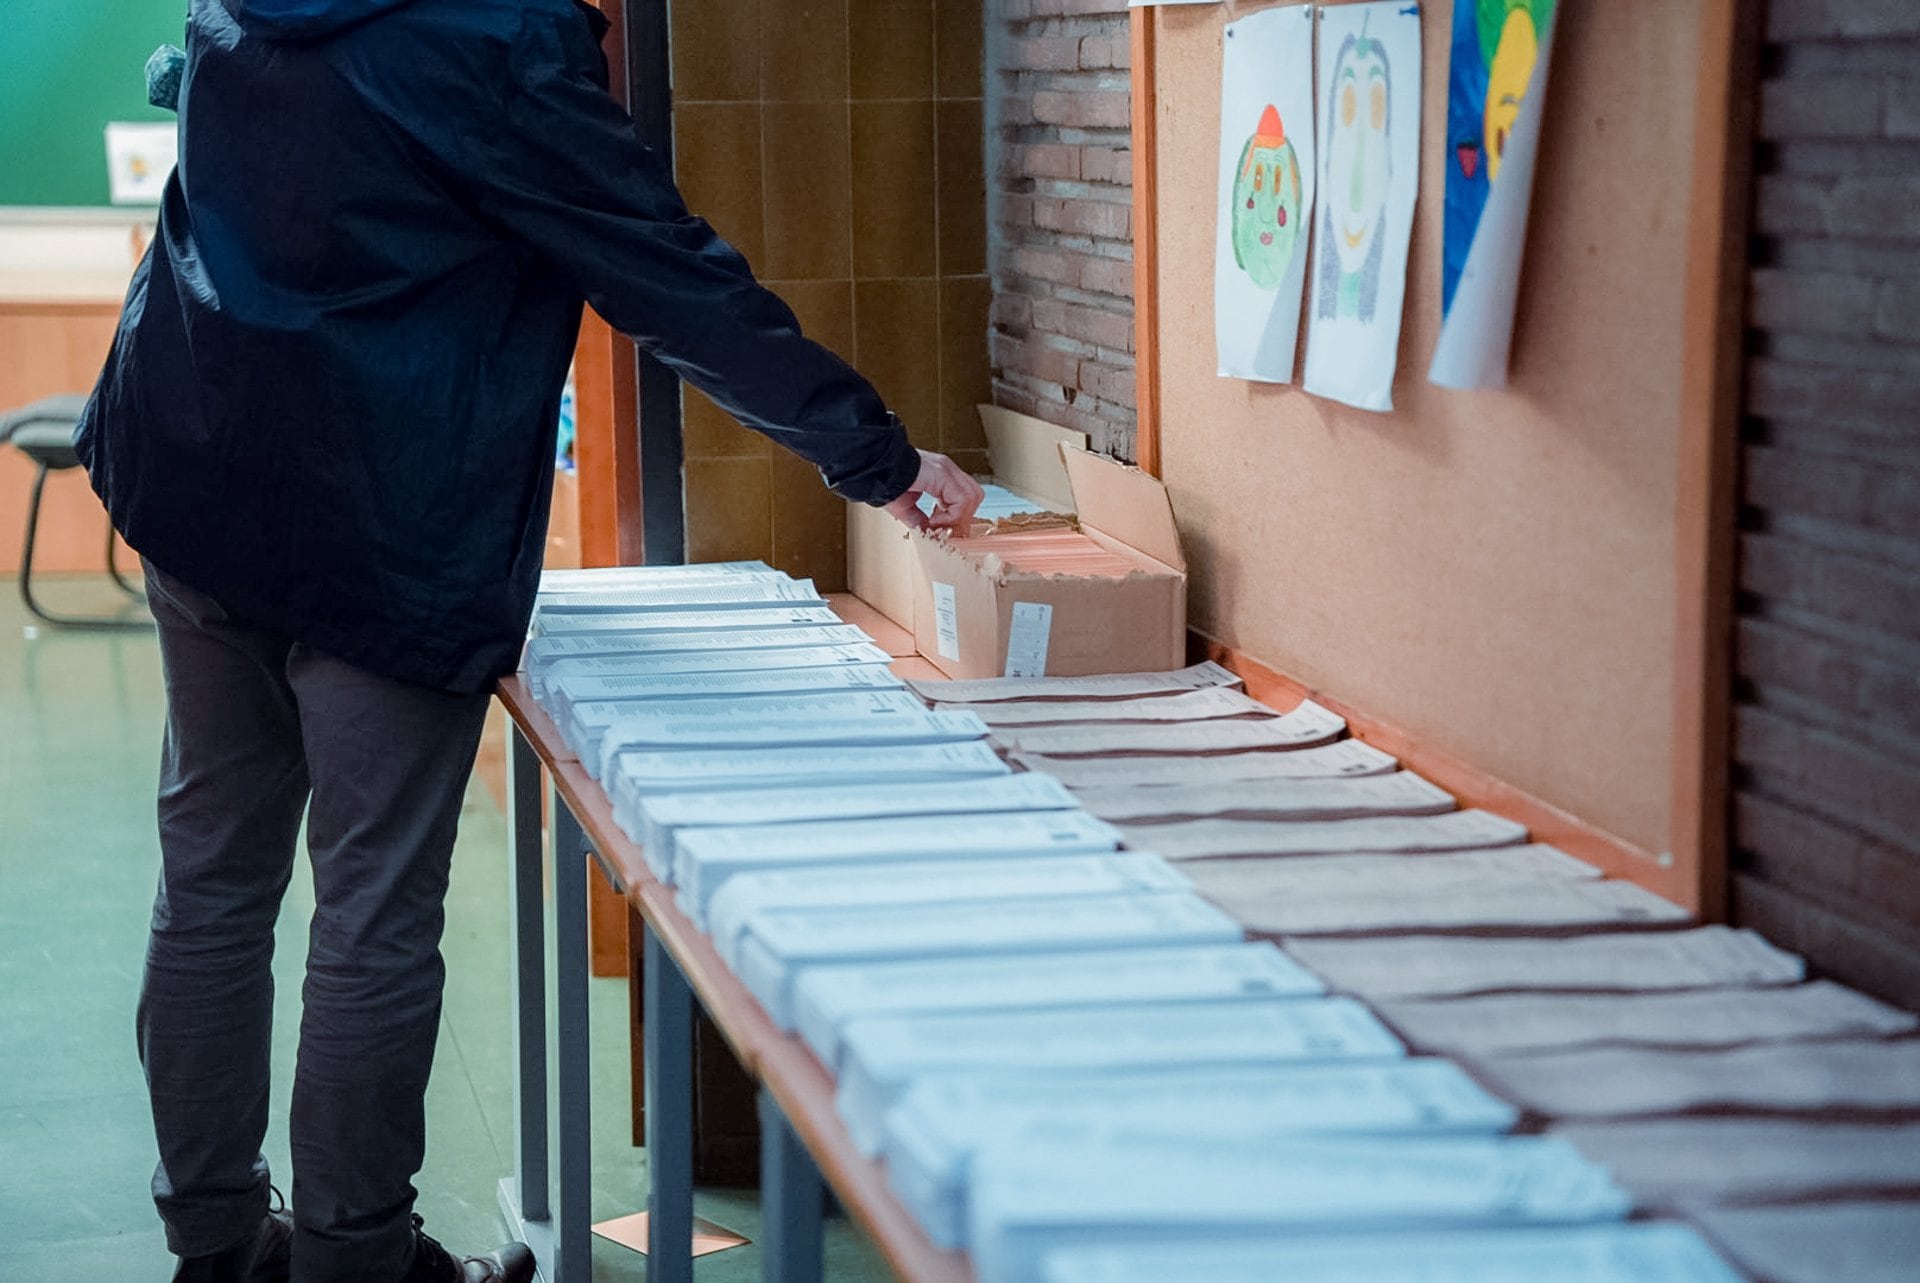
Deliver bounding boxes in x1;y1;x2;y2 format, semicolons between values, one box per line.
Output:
1129;2;1763;916
1668;0;1763;923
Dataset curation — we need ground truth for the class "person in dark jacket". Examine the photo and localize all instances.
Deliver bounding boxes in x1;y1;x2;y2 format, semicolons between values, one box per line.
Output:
77;2;983;1280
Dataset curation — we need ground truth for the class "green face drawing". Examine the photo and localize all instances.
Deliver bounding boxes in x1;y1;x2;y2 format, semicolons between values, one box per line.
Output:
1231;105;1302;291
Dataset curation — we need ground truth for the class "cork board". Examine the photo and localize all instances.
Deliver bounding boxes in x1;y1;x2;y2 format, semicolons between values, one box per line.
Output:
1149;0;1698;853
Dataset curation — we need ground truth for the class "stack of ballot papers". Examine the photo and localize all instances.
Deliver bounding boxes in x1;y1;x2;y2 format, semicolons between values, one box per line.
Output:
627;772;1080;874
530;575;825;629
531;641;893;707
734;894;1245;1034
937;528;1148;579
882;1061;1517;1248
673;809;1125;928
526;624;873;693
967;1128;1632;1283
832;998;1403;1155
709;854;1196;977
558;666;909;750
590;706;986;780
927;480;1047;521
1036;1224;1746;1283
565;687;929;766
606;741;1011;840
789;939;1319;1067
530;602;843;638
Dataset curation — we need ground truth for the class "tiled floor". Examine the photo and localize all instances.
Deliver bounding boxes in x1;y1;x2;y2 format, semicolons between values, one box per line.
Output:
0;578;891;1280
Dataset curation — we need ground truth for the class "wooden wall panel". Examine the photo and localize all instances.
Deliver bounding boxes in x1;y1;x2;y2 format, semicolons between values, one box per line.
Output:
1147;1;1699;856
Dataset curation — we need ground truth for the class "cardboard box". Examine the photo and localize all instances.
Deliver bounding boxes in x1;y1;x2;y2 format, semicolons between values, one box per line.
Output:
910;446;1188;680
846;406;1087;628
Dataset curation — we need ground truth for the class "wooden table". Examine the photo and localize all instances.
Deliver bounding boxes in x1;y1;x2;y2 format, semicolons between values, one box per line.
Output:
492;627;969;1283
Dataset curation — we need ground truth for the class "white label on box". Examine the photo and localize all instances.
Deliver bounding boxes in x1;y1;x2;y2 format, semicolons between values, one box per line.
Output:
1004;602;1053;678
932;582;961;660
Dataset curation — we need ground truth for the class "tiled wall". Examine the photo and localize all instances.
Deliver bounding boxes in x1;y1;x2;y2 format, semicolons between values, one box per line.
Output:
673;0;989;589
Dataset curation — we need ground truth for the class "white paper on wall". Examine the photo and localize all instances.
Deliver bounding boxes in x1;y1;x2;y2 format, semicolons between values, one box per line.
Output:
1215;4;1318;382
1301;0;1422;411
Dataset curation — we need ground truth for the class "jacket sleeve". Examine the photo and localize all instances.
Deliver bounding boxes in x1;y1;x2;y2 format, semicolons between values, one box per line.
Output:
457;4;920;506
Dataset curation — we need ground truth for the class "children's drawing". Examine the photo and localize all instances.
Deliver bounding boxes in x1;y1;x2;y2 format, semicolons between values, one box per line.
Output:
1214;5;1317;385
1231;105;1305;290
1431;0;1559;388
1315;26;1393;323
1302;1;1421;412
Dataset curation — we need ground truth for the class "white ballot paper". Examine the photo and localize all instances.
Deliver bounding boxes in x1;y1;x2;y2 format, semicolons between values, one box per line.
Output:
994;701;1346;756
1076;771;1455;822
567;688;929;766
608;739;1008;792
1377;980;1916;1060
531;642;891;706
937;687;1272;727
885;1060;1514;1248
606;742;1010;837
834;996;1401;1156
531;576;820;614
551;665;905;741
1468;1040;1920;1120
738;894;1245;1035
1188;844;1597;900
526;623;867;676
792;939;1318;1068
970;1131;1629;1283
1039;1224;1745;1283
529;603;841;637
1128;808;1528;861
630;772;1078;872
1555;1118;1920;1214
711;853;1192;977
1016;739;1399;786
591;708;986;781
1244;871;1681;933
1285;927;1806;1000
1688;1201;1920;1283
538;560;771;589
907;662;1243;705
674;809;1124;927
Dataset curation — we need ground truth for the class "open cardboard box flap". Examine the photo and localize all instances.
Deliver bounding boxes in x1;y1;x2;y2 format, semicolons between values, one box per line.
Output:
1058;445;1187;573
980;405;1086;514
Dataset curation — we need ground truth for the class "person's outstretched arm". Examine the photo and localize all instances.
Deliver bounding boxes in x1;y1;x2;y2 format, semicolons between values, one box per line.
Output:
445;2;981;529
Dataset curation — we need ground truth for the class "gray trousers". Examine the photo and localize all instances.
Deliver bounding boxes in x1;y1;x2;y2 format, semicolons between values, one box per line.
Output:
139;565;491;1282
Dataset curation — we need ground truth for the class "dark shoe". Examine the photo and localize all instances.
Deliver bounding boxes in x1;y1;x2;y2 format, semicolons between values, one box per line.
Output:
171;1204;294;1283
400;1215;536;1283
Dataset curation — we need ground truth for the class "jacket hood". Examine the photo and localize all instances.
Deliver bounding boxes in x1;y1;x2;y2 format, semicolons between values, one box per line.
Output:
217;0;418;42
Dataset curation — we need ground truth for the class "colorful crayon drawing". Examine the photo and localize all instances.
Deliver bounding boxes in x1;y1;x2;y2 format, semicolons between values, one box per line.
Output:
1316;23;1394;323
1430;0;1560;388
1214;4;1317;385
1231;105;1305;291
1301;1;1420;412
1444;0;1557;310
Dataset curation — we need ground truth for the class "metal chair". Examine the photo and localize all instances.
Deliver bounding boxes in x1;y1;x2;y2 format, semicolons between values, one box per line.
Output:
1;394;149;629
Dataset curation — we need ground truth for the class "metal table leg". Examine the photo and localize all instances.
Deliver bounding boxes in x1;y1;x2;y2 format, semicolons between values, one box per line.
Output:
551;792;594;1282
643;922;695;1283
758;1089;825;1283
498;726;553;1273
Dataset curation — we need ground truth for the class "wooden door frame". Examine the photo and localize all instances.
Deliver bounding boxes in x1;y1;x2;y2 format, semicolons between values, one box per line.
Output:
1670;0;1763;921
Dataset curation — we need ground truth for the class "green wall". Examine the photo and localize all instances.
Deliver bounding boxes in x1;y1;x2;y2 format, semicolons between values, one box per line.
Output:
0;1;187;207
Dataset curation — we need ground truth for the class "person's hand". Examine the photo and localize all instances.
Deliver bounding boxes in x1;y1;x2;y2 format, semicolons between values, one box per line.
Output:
882;449;985;533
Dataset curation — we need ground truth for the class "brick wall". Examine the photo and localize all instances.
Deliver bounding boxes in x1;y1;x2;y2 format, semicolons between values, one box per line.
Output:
1731;0;1920;1008
987;0;1137;461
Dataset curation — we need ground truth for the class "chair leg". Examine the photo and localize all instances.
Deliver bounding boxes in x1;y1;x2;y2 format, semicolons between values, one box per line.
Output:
105;520;145;600
19;463;150;630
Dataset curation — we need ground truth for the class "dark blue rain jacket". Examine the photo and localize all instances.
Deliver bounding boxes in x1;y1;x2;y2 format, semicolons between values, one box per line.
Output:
77;0;919;692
